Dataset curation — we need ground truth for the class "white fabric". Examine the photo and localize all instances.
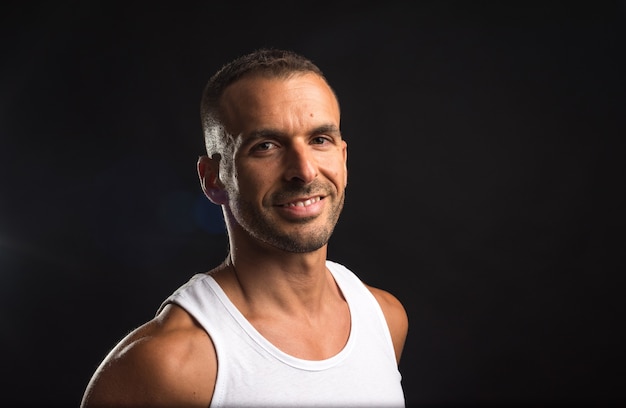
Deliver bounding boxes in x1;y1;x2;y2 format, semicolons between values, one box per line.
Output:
159;260;405;407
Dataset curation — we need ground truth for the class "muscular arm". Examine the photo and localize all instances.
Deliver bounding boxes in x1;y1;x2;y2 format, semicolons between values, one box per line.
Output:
80;304;217;408
367;286;409;364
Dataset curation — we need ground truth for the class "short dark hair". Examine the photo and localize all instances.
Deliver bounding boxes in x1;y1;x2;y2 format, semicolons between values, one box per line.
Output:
200;48;331;157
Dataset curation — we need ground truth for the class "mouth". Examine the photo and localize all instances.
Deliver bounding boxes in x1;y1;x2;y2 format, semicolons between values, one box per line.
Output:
280;196;323;208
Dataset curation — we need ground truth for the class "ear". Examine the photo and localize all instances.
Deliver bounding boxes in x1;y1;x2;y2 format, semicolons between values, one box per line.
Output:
197;155;229;205
342;140;348;186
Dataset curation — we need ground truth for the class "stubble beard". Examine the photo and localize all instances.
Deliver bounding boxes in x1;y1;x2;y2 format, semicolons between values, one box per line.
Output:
232;188;345;253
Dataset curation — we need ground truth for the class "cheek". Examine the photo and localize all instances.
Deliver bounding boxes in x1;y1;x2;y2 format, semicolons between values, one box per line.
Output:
232;168;270;200
341;155;348;186
327;157;348;187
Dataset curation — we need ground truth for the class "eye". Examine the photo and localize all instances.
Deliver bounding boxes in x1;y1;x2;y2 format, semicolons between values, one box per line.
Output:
311;136;331;145
253;141;278;151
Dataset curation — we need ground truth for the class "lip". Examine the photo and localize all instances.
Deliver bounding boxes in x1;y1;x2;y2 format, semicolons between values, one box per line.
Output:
280;196;322;207
275;195;325;217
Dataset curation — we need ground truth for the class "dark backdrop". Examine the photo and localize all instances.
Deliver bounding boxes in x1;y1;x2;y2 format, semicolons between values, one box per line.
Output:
1;1;625;407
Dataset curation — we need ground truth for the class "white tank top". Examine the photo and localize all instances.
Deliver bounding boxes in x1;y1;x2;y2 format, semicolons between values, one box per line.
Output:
159;260;405;407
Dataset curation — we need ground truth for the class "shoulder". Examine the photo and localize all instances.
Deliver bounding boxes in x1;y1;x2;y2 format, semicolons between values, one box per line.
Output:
326;261;409;363
366;284;409;364
80;303;216;407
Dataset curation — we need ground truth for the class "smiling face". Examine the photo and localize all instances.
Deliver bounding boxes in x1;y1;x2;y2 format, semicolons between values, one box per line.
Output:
217;72;347;253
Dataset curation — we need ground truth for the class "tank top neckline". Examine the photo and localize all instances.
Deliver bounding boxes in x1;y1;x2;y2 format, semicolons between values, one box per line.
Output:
204;261;356;371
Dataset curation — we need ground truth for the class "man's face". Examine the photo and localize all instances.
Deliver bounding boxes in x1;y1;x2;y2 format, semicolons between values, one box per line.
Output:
218;72;347;253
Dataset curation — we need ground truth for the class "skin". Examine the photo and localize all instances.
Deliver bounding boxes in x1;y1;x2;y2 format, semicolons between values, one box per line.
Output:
80;73;409;408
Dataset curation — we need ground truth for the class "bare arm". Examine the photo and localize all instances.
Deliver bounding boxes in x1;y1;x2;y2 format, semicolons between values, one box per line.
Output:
367;285;409;364
80;304;217;408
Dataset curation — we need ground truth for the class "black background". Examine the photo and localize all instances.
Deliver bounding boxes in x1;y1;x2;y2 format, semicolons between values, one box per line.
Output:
1;1;625;407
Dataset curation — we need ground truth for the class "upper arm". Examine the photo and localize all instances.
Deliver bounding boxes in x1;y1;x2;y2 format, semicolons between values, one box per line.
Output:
80;305;216;408
367;285;409;364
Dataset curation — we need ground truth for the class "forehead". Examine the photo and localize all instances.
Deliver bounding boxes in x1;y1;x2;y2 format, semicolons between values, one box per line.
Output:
219;73;340;134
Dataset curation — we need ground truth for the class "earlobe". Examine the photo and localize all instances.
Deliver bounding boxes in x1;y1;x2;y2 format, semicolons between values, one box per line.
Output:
198;155;229;205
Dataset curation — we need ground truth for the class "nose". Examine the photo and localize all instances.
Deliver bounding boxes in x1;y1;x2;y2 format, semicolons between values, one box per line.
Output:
283;142;317;184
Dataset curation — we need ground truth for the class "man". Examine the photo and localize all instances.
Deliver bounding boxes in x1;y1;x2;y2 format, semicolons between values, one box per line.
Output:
81;48;408;407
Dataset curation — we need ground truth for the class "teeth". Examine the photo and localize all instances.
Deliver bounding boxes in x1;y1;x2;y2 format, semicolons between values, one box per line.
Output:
285;197;320;207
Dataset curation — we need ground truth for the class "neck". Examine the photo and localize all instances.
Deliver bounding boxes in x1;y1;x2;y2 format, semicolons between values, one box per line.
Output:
222;250;333;316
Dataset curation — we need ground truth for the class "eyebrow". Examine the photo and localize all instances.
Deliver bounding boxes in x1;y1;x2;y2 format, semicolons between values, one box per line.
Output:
311;124;341;137
248;124;341;139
